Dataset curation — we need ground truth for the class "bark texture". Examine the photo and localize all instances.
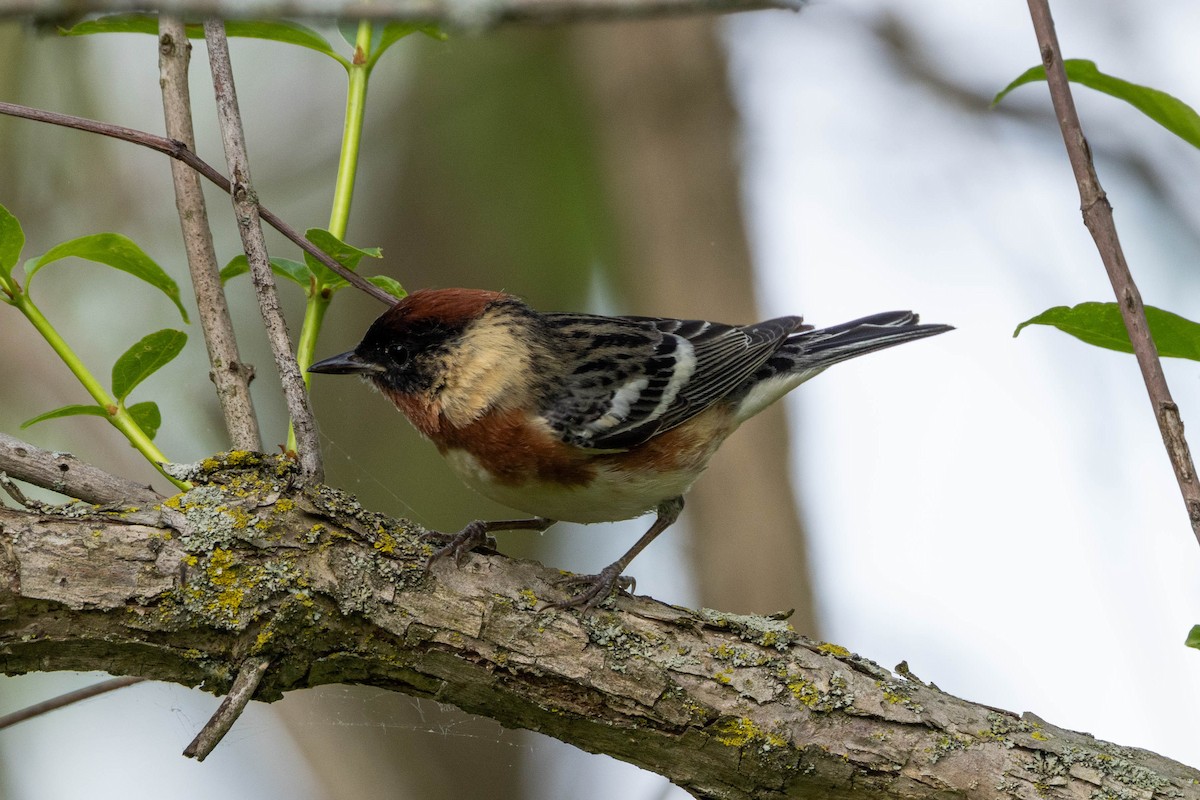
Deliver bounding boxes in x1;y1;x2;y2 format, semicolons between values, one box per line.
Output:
2;453;1196;800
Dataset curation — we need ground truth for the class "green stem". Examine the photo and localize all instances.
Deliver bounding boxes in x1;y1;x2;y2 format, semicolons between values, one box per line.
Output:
286;20;374;454
9;289;188;490
328;19;374;241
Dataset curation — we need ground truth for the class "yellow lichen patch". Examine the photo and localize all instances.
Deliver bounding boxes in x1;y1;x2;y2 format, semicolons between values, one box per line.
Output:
709;643;736;660
206;548;248;618
714;668;733;685
707;643;770;668
817;642;851;657
201;450;260;472
517;588;538;609
207;548;237;586
788;678;820;707
220;504;260;532
713;717;788;750
373;531;397;554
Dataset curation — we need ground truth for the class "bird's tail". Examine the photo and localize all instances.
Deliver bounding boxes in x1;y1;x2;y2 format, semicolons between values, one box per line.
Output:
785;311;953;371
733;311;952;422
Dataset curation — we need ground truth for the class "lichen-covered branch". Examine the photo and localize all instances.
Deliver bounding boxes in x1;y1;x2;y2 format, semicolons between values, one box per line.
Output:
0;453;1196;799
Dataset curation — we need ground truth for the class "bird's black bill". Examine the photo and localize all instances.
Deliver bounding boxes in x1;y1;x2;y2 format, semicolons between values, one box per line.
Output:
308;351;383;375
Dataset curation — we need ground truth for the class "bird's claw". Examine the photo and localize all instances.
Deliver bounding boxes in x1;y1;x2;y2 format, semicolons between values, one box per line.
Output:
543;566;636;613
422;522;496;570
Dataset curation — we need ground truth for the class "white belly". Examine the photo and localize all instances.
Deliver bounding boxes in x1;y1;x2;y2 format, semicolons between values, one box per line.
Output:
443;449;702;523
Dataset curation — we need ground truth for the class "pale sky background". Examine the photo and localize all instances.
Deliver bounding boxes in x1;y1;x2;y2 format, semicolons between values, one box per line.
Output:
4;0;1200;797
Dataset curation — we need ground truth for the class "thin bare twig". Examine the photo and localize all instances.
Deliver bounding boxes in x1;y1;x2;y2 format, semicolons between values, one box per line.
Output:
159;17;262;452
182;656;270;760
0;432;163;505
0;101;397;307
0;472;46;509
0;677;147;730
203;20;326;482
1024;0;1200;545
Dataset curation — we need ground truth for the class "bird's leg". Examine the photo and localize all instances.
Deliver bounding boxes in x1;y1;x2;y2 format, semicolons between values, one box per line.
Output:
423;517;555;568
546;496;684;613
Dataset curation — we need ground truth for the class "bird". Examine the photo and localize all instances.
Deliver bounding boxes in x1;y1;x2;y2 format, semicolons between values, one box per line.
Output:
309;288;952;611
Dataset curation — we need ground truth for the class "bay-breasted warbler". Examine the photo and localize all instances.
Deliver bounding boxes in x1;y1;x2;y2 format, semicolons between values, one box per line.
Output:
310;288;951;610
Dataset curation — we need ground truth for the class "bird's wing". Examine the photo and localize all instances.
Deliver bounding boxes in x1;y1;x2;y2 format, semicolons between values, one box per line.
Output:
540;313;807;450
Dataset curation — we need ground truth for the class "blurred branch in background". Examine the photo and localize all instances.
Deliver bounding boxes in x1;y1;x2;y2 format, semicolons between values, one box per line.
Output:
4;0;807;26
872;11;1200;255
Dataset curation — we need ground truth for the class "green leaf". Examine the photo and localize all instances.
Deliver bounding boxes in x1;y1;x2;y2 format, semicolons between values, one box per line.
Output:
221;254;312;288
366;275;407;300
302;228;382;287
336;20;359;47
417;24;448;42
0;203;25;281
126;400;163;440
367;22;446;65
21;403;108;429
994;60;1200;149
112;329;188;402
219;256;249;284
61;15;349;67
1186;625;1200;649
25;233;189;322
1014;302;1200;360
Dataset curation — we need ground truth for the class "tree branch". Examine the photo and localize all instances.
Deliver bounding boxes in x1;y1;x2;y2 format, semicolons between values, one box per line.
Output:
182;655;270;760
1;453;1195;799
159;15;263;453
1024;0;1200;546
203;19;323;483
0;101;399;306
0;676;147;729
0;432;163;506
2;0;806;27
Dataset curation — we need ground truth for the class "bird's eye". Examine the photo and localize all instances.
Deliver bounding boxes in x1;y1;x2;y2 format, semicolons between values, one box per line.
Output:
387;343;409;363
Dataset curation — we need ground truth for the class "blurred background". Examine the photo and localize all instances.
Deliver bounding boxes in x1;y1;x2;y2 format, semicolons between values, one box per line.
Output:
3;0;1200;796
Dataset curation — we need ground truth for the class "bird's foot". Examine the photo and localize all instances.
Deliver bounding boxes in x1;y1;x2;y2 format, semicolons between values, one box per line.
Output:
422;521;496;569
544;564;636;613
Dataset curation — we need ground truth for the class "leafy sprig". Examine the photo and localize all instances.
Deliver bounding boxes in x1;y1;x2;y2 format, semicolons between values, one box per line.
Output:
0;203;189;488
